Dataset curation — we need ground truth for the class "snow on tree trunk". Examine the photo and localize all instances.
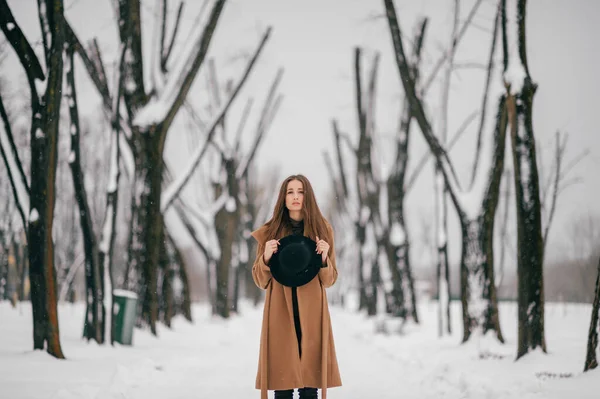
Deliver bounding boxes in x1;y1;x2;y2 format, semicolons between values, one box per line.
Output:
460;218;496;342
435;0;457;337
25;0;66;359
99;198;116;343
384;145;411;319
97;43;125;345
434;170;451;336
0;96;29;229
503;0;546;359
65;45;103;343
353;48;386;317
510;95;546;358
584;256;600;371
461;96;507;343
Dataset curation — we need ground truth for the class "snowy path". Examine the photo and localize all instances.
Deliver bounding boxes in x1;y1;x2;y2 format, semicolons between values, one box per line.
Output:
1;301;598;399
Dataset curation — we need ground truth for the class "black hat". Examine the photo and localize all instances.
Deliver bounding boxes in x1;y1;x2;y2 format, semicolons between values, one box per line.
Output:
269;235;322;287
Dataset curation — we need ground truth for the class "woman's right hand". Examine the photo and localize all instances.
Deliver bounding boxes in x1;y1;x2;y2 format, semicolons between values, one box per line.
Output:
263;239;280;264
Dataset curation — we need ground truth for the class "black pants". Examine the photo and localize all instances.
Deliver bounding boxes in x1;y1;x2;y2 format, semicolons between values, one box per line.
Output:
274;387;318;398
292;286;302;357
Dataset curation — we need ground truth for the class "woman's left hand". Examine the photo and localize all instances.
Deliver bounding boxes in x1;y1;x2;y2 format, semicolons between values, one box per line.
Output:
316;236;330;263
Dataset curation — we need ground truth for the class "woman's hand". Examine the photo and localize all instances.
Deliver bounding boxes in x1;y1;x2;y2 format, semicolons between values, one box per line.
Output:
263;239;279;264
316;236;330;264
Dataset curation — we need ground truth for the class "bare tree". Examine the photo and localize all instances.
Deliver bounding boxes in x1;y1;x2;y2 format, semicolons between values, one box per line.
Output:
584;255;600;371
174;60;283;317
384;0;507;343
382;19;428;323
63;42;104;342
66;0;250;331
501;0;546;359
0;0;66;358
538;130;590;256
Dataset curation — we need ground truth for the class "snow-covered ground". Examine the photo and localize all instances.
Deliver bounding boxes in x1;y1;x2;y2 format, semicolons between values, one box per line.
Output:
1;299;598;399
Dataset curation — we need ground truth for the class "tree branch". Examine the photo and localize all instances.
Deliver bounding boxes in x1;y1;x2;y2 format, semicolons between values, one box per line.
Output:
332;119;349;197
421;0;485;93
384;0;464;213
135;0;227;137
405;110;477;194
161;26;272;212
0;92;29;228
233;97;254;156
0;0;44;93
162;1;185;72
468;1;501;189
237;69;284;179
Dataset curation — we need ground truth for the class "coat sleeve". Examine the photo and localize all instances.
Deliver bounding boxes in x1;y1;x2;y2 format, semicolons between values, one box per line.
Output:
251;228;272;290
318;222;338;288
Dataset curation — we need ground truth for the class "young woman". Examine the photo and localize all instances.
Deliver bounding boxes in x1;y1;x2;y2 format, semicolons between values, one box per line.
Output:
251;175;342;399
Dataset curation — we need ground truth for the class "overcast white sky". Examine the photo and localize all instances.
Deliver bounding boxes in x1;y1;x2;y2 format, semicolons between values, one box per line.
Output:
3;0;599;268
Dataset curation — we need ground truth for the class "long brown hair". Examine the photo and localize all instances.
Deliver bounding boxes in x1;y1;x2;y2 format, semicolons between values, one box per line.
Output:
262;174;330;243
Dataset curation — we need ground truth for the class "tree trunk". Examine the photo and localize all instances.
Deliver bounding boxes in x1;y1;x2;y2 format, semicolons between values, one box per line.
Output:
231;238;245;314
241;176;261;307
24;0;66;359
584;256;600;371
460;97;507;343
435;167;451;335
354;221;368;312
130;131;165;335
159;227;174;327
503;0;546;359
65;44;103;343
509;87;546;358
214;158;240;318
387;76;422;322
436;0;457;337
166;229;192;322
459;217;501;342
19;236;28;301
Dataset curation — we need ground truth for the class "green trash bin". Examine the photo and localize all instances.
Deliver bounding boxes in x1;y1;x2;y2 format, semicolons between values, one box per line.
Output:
112;289;138;345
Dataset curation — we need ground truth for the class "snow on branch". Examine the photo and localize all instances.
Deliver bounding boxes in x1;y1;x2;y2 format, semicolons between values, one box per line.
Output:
133;0;227;129
161;27;272;212
502;0;527;94
0;1;45;94
65;23;135;179
150;0;173;93
0;96;30;227
0;2;42;79
107;43;127;195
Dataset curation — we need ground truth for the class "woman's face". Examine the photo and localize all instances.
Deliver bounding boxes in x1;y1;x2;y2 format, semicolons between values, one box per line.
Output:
285;179;304;212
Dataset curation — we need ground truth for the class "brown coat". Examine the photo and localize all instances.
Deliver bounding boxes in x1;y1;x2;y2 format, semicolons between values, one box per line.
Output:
251;221;342;399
